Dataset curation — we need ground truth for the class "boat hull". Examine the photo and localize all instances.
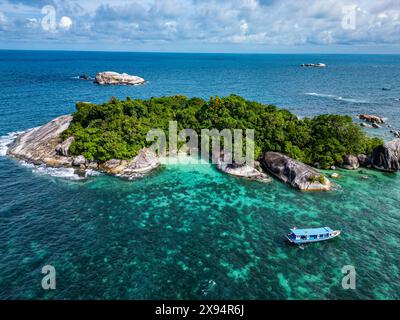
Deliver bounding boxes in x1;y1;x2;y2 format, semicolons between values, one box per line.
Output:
287;230;341;245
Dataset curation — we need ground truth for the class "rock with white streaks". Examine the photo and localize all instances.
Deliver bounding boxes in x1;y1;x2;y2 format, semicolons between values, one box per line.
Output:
7;115;73;167
95;71;145;85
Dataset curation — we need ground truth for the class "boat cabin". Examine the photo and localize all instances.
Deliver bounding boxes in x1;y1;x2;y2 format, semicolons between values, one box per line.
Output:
288;227;335;242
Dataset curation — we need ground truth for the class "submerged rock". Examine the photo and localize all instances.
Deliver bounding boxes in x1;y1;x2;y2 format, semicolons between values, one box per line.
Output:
7;115;74;167
390;130;400;138
260;152;331;191
79;74;90;80
371;139;400;172
95;71;145;85
341;154;359;170
217;156;271;183
359;123;373;128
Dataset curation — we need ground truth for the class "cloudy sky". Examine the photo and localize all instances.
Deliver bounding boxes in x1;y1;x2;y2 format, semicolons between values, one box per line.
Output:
0;0;399;53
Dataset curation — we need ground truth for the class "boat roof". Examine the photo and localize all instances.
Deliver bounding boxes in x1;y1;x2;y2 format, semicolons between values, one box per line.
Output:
290;227;333;236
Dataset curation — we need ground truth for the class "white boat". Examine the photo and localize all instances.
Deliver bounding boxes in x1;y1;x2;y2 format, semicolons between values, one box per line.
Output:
301;63;327;68
287;227;341;244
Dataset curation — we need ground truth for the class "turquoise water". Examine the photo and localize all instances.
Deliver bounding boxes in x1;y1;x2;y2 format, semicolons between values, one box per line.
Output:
0;51;399;299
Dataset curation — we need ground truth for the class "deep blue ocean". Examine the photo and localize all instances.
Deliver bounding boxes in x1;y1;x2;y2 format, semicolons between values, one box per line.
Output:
0;51;399;299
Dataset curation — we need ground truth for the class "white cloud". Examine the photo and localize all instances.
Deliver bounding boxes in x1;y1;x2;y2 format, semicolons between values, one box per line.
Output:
165;21;177;33
0;11;6;25
1;0;400;51
25;17;38;28
239;20;249;34
59;16;72;30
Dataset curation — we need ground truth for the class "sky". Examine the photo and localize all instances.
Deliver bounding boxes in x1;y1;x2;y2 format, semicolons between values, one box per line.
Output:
0;0;399;53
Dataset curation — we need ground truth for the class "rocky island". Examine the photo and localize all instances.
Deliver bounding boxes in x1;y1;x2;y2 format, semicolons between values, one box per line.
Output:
5;95;399;191
95;71;146;85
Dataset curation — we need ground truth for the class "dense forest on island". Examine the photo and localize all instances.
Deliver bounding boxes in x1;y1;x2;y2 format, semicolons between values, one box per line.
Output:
62;95;383;168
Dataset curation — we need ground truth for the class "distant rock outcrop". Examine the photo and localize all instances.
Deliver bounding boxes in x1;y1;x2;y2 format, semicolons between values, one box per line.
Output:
371;139;400;172
95;72;146;85
358;114;384;124
260;152;331;191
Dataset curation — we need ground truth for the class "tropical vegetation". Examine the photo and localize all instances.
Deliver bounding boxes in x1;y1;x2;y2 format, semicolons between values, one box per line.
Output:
62;95;383;168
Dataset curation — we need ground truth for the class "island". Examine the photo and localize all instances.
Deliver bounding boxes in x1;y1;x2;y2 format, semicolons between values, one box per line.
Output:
95;71;146;85
6;94;400;191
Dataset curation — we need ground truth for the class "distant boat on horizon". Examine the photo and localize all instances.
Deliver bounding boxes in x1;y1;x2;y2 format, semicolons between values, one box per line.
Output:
301;63;327;68
287;227;340;244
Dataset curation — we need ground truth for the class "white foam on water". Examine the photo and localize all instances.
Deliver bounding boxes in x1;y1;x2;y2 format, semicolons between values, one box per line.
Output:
336;96;368;104
20;161;102;180
305;92;368;104
0;131;25;156
1;130;102;180
20;161;84;180
86;169;102;177
305;92;337;98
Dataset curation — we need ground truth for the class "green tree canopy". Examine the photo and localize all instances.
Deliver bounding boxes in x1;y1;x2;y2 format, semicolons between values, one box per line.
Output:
62;95;383;167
